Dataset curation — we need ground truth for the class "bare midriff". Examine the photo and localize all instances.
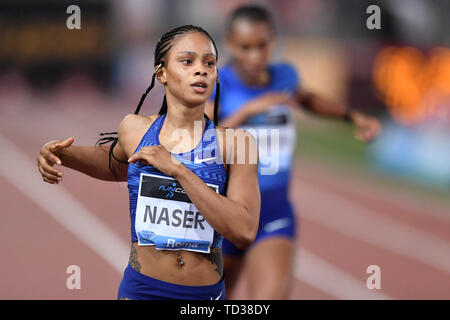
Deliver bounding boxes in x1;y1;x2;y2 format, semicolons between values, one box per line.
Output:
128;242;223;286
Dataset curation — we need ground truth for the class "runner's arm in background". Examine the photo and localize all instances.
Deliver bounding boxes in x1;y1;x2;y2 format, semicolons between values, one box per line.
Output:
206;89;381;142
296;89;381;142
205;94;295;128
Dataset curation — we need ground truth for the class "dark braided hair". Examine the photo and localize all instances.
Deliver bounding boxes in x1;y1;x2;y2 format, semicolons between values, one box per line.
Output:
97;25;221;176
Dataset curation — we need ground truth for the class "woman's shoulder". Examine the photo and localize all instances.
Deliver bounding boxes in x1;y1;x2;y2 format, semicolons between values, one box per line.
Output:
119;113;159;135
118;113;161;156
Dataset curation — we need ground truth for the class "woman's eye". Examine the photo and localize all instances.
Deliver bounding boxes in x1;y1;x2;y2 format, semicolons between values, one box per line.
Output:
181;59;192;64
205;61;215;67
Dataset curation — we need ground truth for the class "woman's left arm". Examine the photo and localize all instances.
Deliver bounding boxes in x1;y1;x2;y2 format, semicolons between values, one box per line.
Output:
127;129;261;250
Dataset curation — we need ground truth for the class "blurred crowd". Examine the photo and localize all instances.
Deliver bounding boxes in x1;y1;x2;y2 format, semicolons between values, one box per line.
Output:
0;0;448;188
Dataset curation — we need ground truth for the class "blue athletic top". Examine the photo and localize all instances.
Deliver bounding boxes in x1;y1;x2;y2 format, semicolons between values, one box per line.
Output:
127;114;227;252
211;62;300;192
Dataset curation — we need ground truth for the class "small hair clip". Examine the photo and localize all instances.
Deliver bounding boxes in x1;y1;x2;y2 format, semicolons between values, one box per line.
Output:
155;64;162;73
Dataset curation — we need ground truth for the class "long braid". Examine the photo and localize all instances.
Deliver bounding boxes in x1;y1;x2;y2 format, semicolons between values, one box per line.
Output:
97;24;221;177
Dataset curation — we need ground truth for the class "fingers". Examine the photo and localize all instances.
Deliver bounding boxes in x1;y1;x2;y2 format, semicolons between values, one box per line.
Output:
128;152;148;164
355;127;378;142
59;136;75;149
42;136;74;165
42;176;57;184
37;151;63;178
128;152;144;164
41;147;62;166
355;127;370;141
37;156;62;177
364;121;381;141
353;116;381;142
128;146;161;164
355;131;369;142
127;155;137;164
38;165;61;184
43;139;63;149
38;138;71;184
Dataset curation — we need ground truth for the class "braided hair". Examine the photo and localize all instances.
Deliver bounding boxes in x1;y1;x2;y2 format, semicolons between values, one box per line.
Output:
97;25;221;176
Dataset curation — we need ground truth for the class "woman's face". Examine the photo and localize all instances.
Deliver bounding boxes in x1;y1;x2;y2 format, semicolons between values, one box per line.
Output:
226;19;274;79
159;32;218;107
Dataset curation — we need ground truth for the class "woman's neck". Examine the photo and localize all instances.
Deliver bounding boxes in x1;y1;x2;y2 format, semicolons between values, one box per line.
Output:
162;96;206;134
231;60;270;87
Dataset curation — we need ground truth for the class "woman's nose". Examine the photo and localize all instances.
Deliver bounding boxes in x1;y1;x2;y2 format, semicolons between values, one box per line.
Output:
195;70;207;76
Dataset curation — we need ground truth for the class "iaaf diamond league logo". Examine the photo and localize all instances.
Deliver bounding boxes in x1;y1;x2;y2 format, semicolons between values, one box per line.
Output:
170;120;280;175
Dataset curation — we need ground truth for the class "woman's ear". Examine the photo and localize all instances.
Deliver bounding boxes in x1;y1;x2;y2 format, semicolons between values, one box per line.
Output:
155;65;167;85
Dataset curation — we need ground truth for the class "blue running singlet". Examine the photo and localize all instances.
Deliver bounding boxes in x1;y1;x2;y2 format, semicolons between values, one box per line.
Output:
212;62;300;192
211;62;300;255
127;114;227;252
118;114;228;299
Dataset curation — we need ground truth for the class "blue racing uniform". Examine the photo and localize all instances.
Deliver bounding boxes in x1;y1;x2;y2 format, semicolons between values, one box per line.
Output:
212;62;300;256
118;114;227;299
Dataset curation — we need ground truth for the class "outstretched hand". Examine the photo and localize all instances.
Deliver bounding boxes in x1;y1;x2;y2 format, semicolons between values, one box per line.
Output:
351;112;381;142
37;136;75;184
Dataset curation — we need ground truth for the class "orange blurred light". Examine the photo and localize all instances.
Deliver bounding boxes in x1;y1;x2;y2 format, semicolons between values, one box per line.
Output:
373;46;450;125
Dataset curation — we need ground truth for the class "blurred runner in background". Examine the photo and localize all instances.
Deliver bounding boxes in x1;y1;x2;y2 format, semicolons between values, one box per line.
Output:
206;4;381;299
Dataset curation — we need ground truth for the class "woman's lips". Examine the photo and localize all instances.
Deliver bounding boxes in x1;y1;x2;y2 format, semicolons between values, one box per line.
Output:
191;84;207;94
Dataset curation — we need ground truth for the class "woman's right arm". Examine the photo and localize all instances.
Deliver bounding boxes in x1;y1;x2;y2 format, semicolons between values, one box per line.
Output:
37;114;153;184
37;137;129;183
60;142;128;181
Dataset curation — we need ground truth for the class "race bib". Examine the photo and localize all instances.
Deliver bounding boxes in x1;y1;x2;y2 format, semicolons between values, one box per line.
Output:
135;173;218;253
241;105;296;174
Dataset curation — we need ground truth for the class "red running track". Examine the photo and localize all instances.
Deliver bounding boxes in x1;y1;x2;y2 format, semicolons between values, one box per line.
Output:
1;98;449;299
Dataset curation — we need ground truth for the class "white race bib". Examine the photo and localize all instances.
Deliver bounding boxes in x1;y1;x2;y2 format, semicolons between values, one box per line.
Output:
241;105;296;173
135;173;217;253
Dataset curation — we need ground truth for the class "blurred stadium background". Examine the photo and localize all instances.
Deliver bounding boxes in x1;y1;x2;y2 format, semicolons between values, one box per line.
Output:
0;0;449;299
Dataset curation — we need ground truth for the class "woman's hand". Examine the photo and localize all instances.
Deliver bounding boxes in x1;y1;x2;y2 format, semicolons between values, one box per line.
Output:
128;145;182;177
37;136;75;184
350;111;381;142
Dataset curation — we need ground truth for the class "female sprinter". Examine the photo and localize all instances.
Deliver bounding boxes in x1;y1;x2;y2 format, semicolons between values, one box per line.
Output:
205;5;381;299
36;25;260;300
